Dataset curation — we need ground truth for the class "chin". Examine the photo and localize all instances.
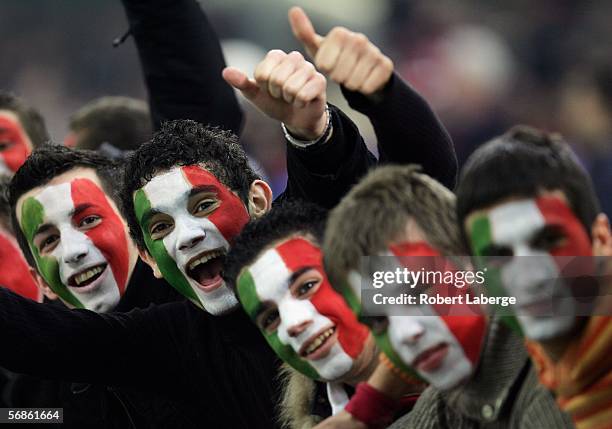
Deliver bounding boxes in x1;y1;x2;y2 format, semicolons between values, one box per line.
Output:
519;314;577;341
199;286;240;315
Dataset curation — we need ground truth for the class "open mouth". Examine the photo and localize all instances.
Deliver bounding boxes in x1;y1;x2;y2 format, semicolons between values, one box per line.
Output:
68;263;108;291
412;343;449;373
299;326;337;361
185;248;227;292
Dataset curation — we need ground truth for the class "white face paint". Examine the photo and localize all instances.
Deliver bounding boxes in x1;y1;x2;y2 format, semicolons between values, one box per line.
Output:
34;183;120;312
348;258;475;390
0;159;11;177
488;200;576;340
249;248;353;381
142;167;238;314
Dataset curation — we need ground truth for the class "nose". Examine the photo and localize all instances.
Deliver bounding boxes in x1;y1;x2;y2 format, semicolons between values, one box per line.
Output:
63;242;89;264
287;320;312;337
403;322;425;343
177;227;206;251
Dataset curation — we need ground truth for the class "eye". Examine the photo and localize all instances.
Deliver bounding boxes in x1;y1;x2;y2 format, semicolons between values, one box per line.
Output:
150;221;172;237
40;235;59;253
0;141;14;151
364;316;389;336
258;308;280;333
481;245;513;268
532;225;567;251
297;280;319;297
79;215;101;228
193;199;217;215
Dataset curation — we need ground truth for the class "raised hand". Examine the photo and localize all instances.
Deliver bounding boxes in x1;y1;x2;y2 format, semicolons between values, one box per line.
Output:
288;6;394;96
222;50;327;140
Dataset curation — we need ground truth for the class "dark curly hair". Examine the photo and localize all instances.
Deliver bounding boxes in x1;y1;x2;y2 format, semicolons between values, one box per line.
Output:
8;144;120;267
223;200;327;292
456;125;600;249
0;91;50;148
120;119;260;250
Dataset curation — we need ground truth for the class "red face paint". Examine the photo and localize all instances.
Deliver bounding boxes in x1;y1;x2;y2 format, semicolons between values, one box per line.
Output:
275;238;369;358
181;165;250;245
71;179;130;293
0;115;32;172
389;241;486;366
0;229;41;301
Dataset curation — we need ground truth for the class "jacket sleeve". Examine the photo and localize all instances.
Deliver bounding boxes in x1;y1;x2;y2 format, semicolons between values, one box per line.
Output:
277;104;377;209
0;288;181;389
120;0;243;134
341;73;457;189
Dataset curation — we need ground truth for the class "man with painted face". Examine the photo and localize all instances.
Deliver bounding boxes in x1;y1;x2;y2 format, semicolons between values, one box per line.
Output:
5;145;184;427
457;126;612;429
0;92;49;178
320;165;573;429
224;201;383;427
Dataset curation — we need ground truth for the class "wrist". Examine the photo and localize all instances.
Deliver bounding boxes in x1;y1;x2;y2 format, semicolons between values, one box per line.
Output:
282;104;332;149
285;106;328;140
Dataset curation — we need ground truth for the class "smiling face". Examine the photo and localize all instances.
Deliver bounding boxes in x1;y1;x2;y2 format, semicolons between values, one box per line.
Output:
16;168;134;312
134;165;249;314
0;111;33;176
466;193;593;341
237;237;371;381
346;242;486;391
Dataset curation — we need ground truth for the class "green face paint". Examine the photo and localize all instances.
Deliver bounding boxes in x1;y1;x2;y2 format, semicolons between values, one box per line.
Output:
469;214;523;334
237;269;318;379
20;196;82;308
133;189;200;306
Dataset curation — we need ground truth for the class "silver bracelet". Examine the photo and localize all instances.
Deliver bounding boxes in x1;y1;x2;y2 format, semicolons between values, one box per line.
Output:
281;104;332;149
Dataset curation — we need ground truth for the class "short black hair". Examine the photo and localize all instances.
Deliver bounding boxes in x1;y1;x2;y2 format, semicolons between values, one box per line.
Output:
456;125;600;248
8;144;120;267
0;91;49;148
223;200;327;292
69;96;152;151
120;119;260;250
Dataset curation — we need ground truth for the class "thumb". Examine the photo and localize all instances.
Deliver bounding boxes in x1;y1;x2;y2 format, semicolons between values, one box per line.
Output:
222;67;259;99
288;6;323;57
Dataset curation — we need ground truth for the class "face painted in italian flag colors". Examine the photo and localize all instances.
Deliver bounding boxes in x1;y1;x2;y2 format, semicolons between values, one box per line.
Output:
19;179;129;312
348;242;486;391
468;196;593;341
0;226;41;302
238;237;370;381
0;112;32;176
134;165;249;314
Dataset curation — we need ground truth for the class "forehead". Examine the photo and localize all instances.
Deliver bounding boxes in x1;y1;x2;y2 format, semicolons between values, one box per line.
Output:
0;110;23;128
139;165;224;209
247;237;321;301
16;167;105;222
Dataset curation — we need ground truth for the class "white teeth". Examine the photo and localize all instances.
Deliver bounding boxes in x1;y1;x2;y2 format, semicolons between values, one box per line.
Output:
188;250;225;271
74;266;104;285
304;328;335;355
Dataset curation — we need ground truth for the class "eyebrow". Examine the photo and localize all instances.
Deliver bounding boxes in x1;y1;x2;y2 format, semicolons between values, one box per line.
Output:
71;203;94;217
188;185;219;198
288;267;315;286
140;208;163;227
33;223;55;238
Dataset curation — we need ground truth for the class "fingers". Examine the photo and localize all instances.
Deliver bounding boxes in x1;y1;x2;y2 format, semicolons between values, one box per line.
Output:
222;67;259;99
313;26;394;95
254;50;325;107
288;6;323;58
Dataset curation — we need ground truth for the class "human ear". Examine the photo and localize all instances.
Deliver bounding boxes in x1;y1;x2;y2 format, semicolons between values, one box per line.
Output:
247;180;273;219
138;249;163;278
592;213;612;256
30;267;59;301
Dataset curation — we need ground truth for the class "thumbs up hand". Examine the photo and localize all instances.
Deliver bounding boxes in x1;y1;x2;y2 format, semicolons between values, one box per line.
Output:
288;6;394;96
222;50;327;140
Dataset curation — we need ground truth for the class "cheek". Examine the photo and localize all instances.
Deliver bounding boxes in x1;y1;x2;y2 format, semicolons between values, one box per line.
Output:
1;140;30;172
85;220;130;290
441;316;486;365
310;283;369;358
207;201;250;244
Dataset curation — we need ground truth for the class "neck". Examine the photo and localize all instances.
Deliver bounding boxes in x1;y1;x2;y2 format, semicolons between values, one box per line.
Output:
342;335;379;386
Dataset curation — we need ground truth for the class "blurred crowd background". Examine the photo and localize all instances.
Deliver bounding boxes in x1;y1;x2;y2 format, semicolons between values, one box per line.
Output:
1;0;610;213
